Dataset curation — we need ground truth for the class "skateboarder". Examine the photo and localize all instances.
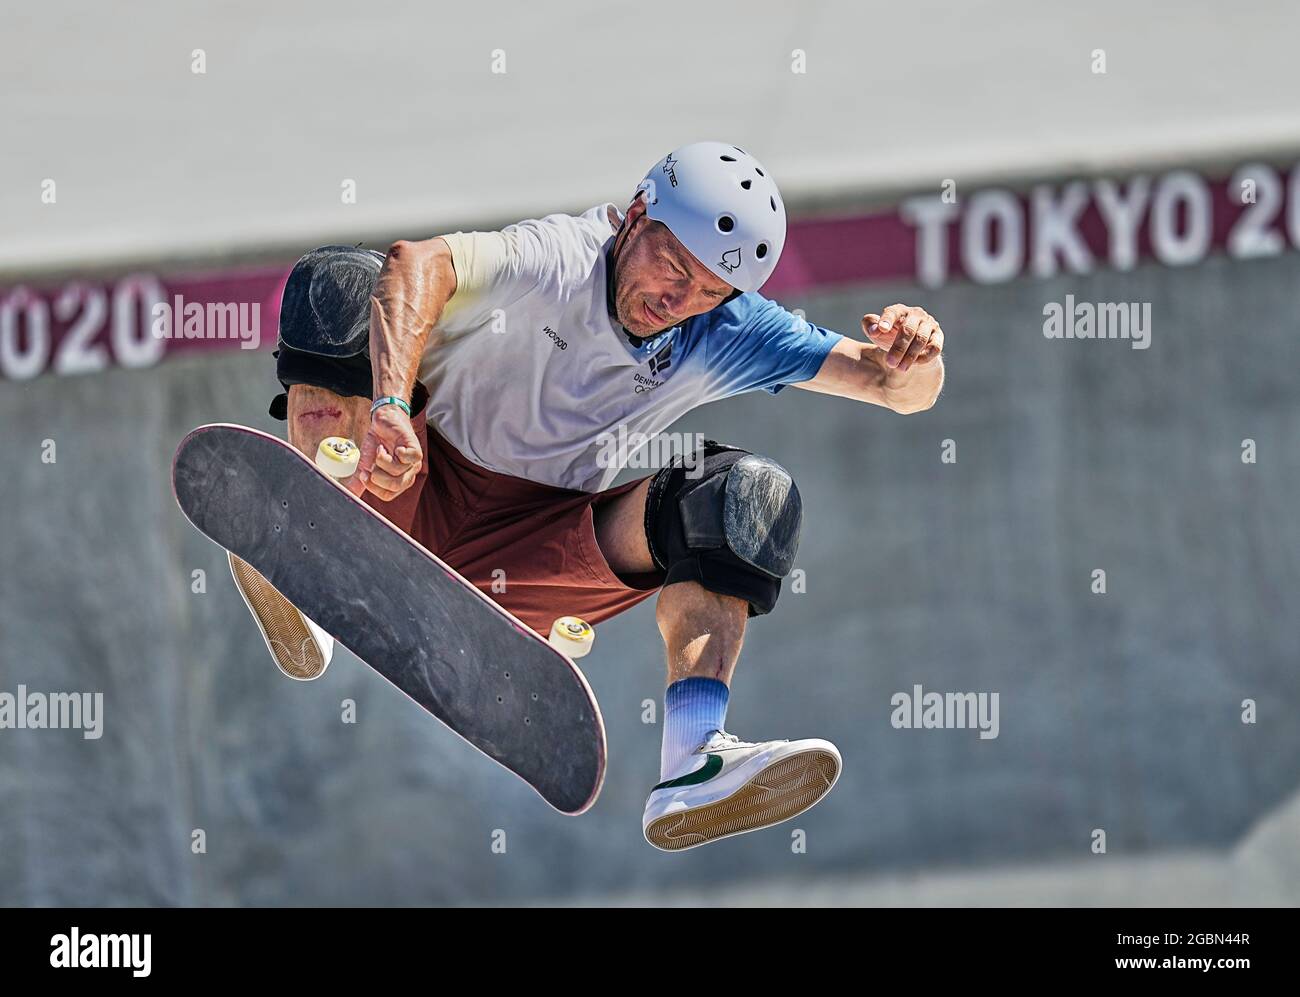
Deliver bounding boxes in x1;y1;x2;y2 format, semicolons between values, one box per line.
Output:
234;140;946;850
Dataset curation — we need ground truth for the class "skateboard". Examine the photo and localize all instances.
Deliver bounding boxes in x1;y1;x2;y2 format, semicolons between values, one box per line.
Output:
171;423;606;814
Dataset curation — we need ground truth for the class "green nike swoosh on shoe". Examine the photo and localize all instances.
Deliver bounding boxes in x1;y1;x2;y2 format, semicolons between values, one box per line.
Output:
643;734;842;851
652;754;723;790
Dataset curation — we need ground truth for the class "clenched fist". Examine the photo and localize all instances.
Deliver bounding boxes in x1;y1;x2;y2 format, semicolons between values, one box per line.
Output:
352;404;423;502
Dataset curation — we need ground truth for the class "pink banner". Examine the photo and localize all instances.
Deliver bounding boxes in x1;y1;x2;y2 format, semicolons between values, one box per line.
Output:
3;160;1296;380
0;265;287;380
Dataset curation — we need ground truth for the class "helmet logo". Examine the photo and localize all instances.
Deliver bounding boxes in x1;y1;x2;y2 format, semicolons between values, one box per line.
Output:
718;247;742;274
661;154;679;187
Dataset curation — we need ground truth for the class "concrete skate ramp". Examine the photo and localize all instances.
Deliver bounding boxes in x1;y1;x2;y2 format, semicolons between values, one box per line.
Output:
567;789;1300;906
0;251;1297;905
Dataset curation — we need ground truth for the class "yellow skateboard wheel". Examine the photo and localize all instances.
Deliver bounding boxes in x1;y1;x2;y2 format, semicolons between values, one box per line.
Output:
315;437;360;478
549;616;594;658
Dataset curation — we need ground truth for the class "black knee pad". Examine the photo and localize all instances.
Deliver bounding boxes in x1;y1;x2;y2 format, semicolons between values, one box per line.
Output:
644;441;803;617
269;245;386;419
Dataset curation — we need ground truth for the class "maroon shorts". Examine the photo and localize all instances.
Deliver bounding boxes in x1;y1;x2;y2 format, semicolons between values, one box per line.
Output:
361;413;664;636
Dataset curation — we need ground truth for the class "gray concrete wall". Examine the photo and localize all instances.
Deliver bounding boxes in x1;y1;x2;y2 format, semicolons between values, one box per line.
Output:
1;252;1297;905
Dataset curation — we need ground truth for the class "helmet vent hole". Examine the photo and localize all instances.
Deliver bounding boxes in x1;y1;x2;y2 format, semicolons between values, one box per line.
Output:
740;179;752;190
719;155;736;162
755;167;765;177
716;214;735;233
756;243;769;260
733;146;746;154
770;196;777;212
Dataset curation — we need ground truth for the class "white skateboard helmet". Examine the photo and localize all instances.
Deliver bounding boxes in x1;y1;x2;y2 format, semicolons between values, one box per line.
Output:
634;141;787;294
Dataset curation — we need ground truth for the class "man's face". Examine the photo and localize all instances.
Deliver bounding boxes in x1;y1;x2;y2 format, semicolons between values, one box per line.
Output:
610;195;735;337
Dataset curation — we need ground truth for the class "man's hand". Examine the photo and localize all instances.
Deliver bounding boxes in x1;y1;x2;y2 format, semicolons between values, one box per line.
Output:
863;304;944;373
351;405;423;501
794;302;945;411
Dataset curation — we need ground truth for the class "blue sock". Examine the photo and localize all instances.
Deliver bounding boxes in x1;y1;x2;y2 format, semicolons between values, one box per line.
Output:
660;677;730;781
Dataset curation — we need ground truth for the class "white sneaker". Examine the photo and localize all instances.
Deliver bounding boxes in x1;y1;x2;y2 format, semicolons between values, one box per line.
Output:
643;730;841;851
228;552;334;681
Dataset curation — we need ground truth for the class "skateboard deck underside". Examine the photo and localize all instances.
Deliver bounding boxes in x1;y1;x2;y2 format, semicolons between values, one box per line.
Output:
172;424;605;814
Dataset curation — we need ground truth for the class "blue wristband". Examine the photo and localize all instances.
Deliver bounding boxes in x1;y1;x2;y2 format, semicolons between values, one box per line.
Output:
370;396;412;417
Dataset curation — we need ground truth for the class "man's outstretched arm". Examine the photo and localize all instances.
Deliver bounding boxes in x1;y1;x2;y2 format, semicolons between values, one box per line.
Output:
794;304;945;414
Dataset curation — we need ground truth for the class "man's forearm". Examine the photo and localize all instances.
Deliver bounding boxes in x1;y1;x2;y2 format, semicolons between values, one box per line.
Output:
370;238;457;402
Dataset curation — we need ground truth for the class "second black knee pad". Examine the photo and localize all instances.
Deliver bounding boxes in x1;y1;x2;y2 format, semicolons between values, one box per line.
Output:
644;441;803;617
271;246;386;417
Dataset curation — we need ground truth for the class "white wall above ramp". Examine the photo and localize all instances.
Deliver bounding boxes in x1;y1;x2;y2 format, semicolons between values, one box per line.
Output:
4;0;1300;273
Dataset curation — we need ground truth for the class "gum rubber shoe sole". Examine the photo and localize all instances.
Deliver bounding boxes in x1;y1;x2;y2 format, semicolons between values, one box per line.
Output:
645;748;840;851
229;552;328;681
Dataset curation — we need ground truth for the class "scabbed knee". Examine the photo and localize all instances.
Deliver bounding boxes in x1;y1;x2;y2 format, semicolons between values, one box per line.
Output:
645;442;803;616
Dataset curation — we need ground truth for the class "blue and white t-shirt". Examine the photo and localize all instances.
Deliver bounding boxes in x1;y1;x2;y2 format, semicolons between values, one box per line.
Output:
420;202;842;492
